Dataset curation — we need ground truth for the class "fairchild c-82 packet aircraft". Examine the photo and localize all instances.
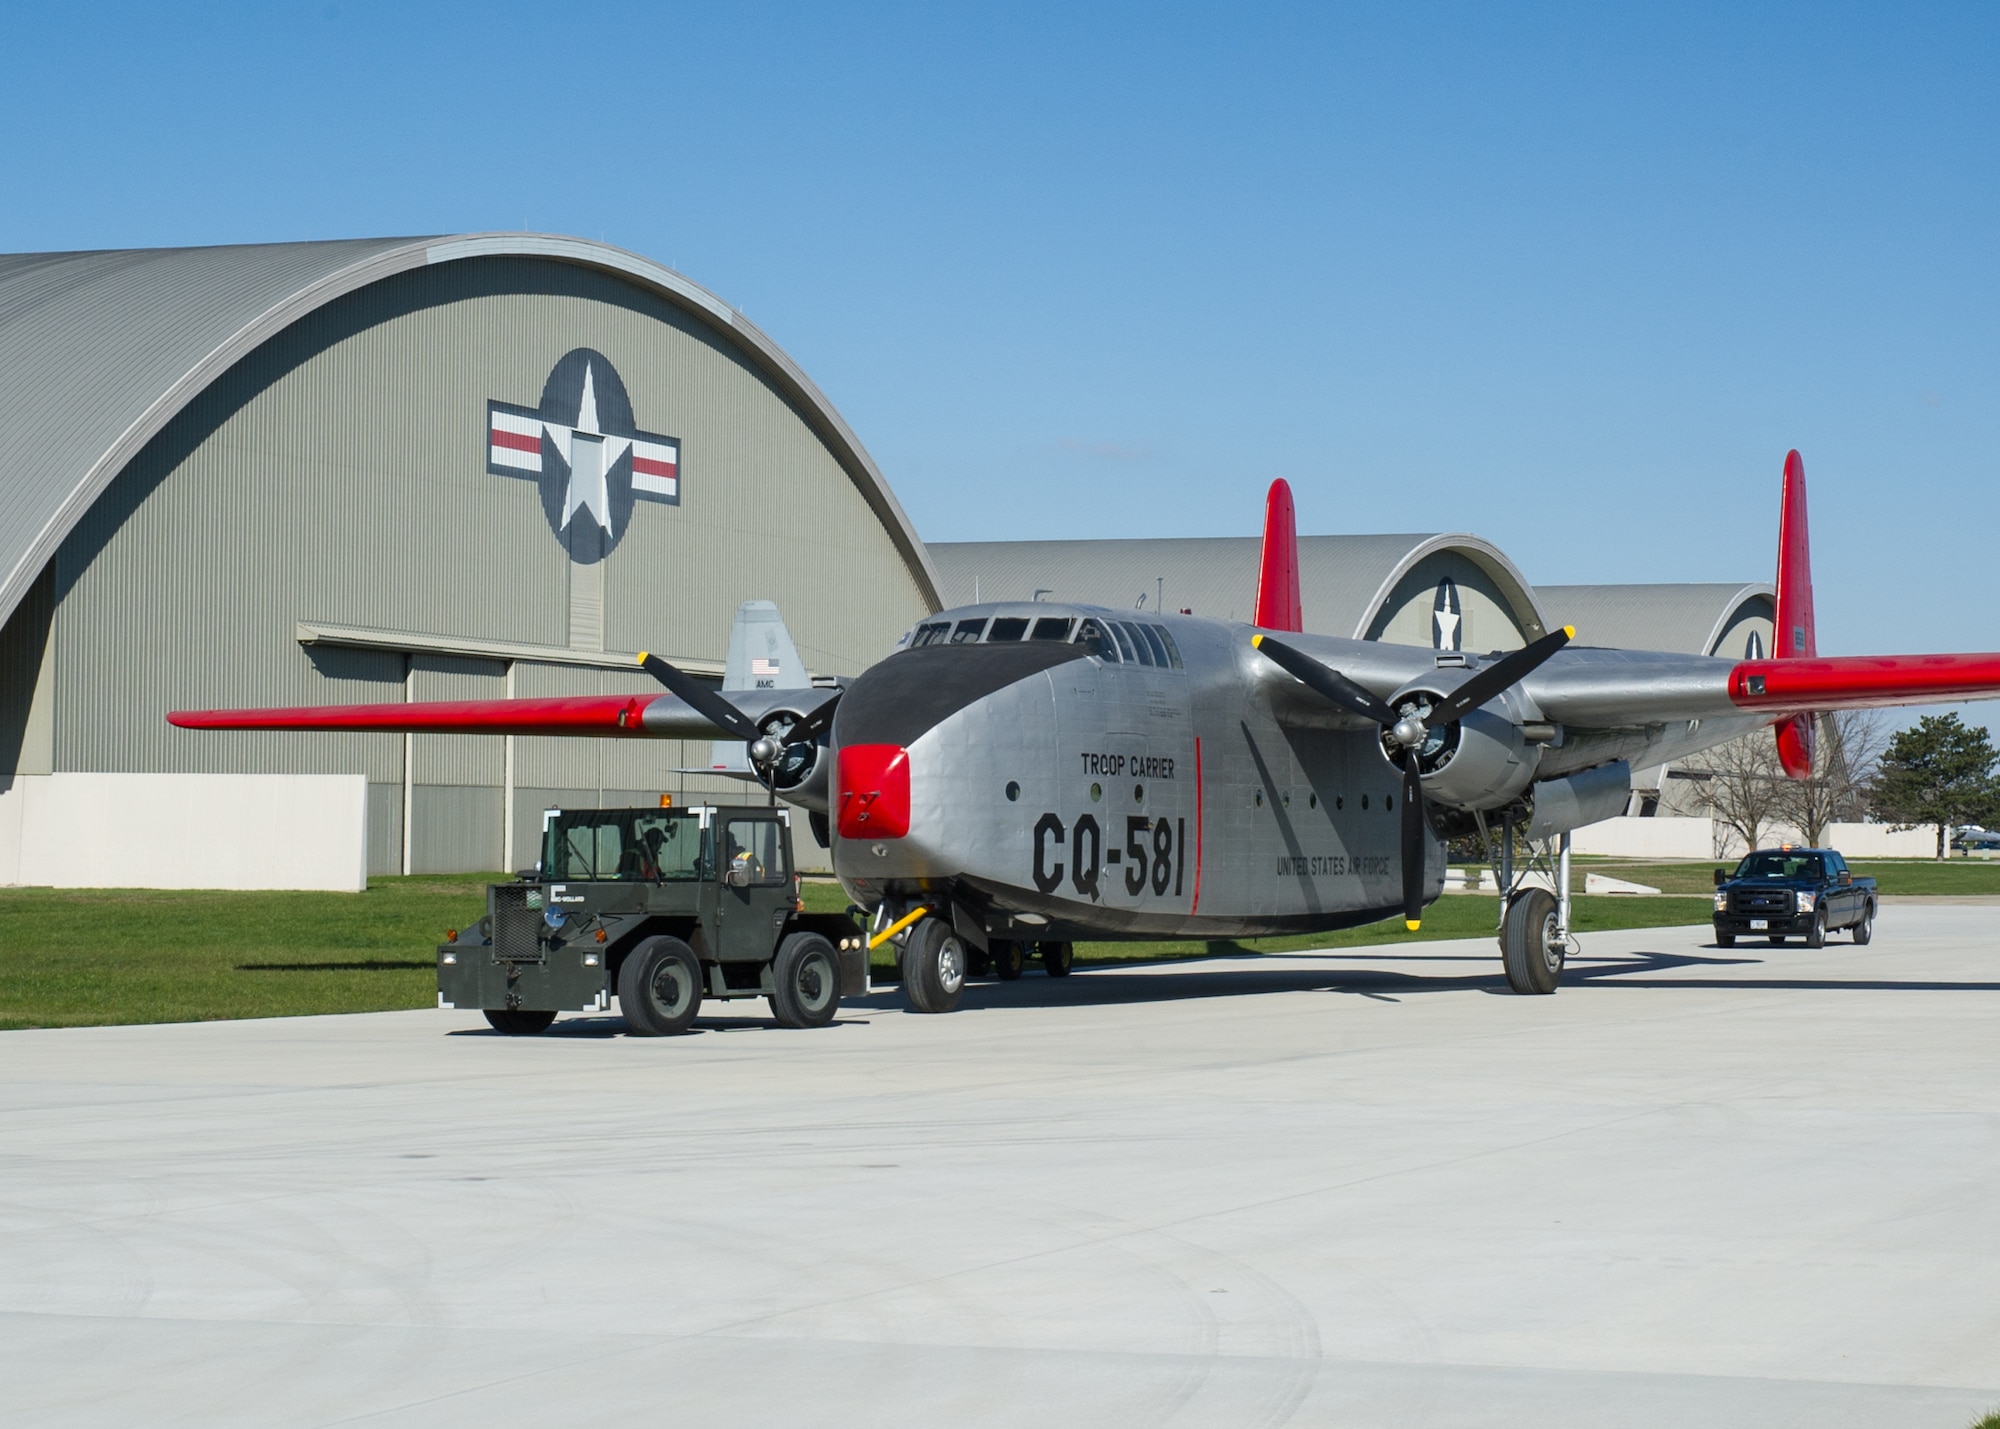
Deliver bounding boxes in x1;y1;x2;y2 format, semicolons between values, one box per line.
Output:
173;452;2000;1015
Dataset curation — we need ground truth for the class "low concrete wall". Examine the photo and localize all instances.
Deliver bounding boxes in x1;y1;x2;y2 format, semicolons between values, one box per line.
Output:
1570;815;1942;861
0;773;368;891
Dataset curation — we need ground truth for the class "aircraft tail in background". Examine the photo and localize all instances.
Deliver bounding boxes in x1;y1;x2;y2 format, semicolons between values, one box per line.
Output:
710;601;809;773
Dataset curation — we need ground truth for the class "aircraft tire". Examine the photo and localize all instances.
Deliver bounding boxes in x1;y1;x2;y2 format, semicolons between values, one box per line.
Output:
1040;941;1074;977
484;1008;556;1035
900;919;965;1014
618;936;704;1035
992;939;1025;981
1853;903;1875;944
1500;889;1562;995
770;932;842;1029
1804;908;1827;949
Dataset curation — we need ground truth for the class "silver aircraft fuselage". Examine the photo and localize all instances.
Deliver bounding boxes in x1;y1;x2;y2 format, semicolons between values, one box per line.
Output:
825;602;1765;941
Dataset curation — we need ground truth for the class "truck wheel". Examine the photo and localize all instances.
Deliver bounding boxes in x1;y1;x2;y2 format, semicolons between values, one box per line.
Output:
900;918;965;1014
618;936;703;1036
1500;888;1563;995
484;1009;556;1035
1040;941;1074;977
1803;908;1827;949
1853;903;1875;945
1715;930;1735;948
991;939;1025;981
770;932;841;1029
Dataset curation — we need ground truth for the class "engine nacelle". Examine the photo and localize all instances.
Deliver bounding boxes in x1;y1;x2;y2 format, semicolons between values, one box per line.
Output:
1380;682;1543;811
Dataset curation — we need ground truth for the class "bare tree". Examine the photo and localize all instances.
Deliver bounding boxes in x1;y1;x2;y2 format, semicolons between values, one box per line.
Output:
1685;732;1788;857
1772;710;1887;846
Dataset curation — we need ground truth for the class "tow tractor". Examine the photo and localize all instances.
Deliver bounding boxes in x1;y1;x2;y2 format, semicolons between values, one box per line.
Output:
438;802;866;1035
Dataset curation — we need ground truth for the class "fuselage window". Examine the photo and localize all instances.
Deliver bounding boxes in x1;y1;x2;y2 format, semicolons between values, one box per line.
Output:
911;621;951;648
1074;618;1119;661
1148;625;1182;668
951;618;988;644
1031;616;1076;642
1109;621;1141;664
1118;621;1157;666
988;616;1029;641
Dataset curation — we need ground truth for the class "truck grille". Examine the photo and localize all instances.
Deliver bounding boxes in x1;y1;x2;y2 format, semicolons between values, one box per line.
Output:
491;885;545;964
1731;889;1794;917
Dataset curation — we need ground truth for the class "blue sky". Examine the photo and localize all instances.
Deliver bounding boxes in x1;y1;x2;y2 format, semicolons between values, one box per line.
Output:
4;2;1997;672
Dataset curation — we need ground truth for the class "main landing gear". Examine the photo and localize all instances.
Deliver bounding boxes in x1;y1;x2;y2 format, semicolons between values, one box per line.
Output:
1482;815;1576;996
877;911;1076;1014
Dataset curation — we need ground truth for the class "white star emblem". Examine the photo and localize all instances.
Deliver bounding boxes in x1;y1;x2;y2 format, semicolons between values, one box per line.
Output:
541;363;632;532
1434;607;1460;650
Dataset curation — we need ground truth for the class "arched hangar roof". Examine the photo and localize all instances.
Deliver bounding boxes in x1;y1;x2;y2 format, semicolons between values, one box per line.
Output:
1535;582;1775;658
928;533;1551;646
0;234;940;629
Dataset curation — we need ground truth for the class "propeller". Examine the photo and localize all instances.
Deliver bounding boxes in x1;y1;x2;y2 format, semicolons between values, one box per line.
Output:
636;650;841;786
1253;626;1574;930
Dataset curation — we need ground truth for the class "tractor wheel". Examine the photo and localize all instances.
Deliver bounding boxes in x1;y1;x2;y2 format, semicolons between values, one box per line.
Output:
899;918;966;1014
618;936;703;1036
1500;888;1563;995
770;933;841;1029
1040;941;1074;977
484;1008;556;1035
991;939;1025;981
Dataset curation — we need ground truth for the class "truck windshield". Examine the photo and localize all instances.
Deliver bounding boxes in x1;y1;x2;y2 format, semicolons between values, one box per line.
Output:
1735;852;1824;880
542;809;709;882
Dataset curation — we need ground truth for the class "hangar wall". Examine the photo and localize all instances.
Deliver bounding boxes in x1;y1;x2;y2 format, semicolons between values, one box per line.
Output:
2;246;934;879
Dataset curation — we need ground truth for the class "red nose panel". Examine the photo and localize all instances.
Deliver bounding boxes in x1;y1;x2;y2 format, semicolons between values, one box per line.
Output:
837;743;910;840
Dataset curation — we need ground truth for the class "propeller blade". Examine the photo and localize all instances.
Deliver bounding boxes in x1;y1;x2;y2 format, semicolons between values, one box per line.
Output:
787;691;842;743
636;651;760;741
1425;625;1574;727
1252;635;1397;725
1400;749;1427;930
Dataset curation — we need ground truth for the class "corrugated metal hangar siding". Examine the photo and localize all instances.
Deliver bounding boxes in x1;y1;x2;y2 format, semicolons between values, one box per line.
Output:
38;253;933;874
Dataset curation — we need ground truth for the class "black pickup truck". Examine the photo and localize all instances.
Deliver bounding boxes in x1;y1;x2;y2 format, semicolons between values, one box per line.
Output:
1712;847;1877;948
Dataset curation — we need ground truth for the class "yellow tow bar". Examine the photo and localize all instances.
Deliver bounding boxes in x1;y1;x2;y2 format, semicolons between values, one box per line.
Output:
867;906;931;951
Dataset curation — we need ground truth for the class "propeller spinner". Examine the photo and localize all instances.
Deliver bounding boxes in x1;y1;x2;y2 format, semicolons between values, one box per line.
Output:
1253;626;1573;930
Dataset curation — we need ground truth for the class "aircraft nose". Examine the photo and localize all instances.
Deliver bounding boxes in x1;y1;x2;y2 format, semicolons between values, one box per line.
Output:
837;743;910;839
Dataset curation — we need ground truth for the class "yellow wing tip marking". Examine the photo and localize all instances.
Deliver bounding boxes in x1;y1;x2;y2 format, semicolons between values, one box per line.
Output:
1404;918;1422;932
1562;625;1575;639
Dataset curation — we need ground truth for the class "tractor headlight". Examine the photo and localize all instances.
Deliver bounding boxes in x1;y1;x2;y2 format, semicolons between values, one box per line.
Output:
544;906;567;930
1795;891;1816;913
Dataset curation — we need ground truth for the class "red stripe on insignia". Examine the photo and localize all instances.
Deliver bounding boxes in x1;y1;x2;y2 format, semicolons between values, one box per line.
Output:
491;429;542;453
632;456;676;477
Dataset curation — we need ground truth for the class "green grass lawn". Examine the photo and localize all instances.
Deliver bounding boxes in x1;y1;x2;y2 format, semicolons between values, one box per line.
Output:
1573;855;2000;896
0;875;1716;1030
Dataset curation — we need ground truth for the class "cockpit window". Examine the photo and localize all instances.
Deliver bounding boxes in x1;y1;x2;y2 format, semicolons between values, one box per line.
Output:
1118;621;1157;666
1074;618;1119;661
1153;625;1183;668
951;618;988;644
988;616;1029;641
910;621;951;648
1108;621;1140;663
1030;616;1075;642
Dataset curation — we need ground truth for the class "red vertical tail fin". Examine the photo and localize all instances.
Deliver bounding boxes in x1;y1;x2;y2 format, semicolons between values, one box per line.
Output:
1254;478;1303;632
1773;449;1817;778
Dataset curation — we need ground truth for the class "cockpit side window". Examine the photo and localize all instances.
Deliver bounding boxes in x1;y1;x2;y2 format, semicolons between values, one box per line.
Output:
1074;618;1119;661
1030;616;1075;642
951;618;988;644
1118;621;1156;666
1108;621;1140;663
910;621;951;648
1153;626;1184;668
1141;624;1177;668
988;616;1029;641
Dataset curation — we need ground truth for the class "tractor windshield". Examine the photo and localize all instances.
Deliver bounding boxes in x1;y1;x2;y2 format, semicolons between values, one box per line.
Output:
541;809;709;882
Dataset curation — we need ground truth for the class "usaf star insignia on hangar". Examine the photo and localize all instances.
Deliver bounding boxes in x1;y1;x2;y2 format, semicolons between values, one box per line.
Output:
486;347;680;561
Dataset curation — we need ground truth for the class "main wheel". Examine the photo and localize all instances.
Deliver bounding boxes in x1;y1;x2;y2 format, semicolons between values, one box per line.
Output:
1039;941;1074;977
991;939;1025;981
484;1008;556;1035
1500;888;1563;995
618;935;703;1035
1803;907;1827;949
1853;903;1875;945
770;932;842;1028
899;918;965;1014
